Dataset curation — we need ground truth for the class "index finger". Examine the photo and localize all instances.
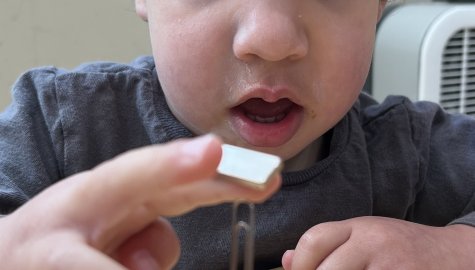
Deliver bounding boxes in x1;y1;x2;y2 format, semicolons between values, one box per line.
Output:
36;134;280;250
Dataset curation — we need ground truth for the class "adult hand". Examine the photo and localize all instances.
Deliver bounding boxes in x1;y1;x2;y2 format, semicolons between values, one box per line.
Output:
0;134;281;270
282;216;475;270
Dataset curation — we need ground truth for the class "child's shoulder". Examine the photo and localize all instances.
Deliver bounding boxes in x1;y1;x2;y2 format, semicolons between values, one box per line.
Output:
11;56;156;100
7;56;159;123
70;55;155;74
13;56;155;89
358;92;448;127
356;92;475;154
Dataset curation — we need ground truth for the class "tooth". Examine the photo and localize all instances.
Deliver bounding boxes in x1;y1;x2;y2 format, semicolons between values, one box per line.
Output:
255;115;276;123
246;113;256;121
246;112;288;123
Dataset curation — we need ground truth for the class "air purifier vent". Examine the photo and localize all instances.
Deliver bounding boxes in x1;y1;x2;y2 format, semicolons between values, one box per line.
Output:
372;4;475;117
440;28;475;116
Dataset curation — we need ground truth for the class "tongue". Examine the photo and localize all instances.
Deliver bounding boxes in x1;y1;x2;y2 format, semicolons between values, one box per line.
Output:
239;98;294;117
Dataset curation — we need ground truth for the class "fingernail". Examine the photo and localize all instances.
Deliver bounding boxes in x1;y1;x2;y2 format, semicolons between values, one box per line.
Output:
131;249;160;270
180;134;218;161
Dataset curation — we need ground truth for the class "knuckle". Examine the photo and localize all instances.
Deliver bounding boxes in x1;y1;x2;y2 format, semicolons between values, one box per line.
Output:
44;244;70;270
299;231;318;251
298;224;328;251
366;225;394;246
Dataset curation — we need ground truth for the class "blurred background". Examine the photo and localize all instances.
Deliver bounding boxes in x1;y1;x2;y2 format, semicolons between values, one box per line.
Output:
0;0;151;111
0;0;474;116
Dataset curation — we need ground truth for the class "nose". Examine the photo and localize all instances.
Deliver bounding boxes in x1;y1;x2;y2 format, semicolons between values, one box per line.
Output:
233;4;309;62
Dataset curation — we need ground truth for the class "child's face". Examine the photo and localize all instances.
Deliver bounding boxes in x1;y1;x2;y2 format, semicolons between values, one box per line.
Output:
136;0;386;160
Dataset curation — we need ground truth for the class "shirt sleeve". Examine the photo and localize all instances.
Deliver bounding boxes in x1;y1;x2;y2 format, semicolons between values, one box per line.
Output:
405;99;475;227
0;68;64;214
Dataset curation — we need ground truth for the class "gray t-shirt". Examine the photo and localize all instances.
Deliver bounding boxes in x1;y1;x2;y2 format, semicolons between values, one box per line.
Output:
1;56;475;269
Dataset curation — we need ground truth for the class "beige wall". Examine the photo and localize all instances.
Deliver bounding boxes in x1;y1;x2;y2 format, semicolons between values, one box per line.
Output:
0;0;151;111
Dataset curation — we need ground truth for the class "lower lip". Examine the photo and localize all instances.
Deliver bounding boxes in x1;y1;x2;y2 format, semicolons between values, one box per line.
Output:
229;106;303;147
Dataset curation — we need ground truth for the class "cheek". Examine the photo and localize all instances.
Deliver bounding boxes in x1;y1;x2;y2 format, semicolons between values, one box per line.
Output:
149;9;232;89
152;36;214;133
150;22;230;134
306;27;374;131
152;29;210;89
161;80;221;135
318;28;374;97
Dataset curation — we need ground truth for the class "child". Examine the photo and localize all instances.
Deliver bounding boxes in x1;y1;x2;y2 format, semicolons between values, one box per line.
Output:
1;0;475;269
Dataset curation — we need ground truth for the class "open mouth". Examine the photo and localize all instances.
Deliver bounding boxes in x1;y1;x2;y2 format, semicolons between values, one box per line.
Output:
234;98;298;124
230;97;304;147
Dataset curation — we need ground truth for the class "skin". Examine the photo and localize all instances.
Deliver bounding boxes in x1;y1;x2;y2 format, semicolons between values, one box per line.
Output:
135;0;386;160
0;1;474;270
0;135;281;269
134;0;475;269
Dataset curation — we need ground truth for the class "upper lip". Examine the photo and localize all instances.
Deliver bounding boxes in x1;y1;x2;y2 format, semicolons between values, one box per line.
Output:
234;85;303;107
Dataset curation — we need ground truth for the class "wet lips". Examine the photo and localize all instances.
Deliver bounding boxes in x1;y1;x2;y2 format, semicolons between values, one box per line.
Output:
230;97;303;147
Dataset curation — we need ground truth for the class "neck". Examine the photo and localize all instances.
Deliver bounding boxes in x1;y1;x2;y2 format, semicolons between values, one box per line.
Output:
283;130;332;172
284;139;321;172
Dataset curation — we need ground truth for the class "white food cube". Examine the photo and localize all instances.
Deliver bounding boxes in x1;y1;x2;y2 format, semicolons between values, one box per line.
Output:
217;144;282;189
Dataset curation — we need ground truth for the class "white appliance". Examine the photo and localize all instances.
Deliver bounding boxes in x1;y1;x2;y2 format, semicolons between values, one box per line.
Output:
372;3;475;116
